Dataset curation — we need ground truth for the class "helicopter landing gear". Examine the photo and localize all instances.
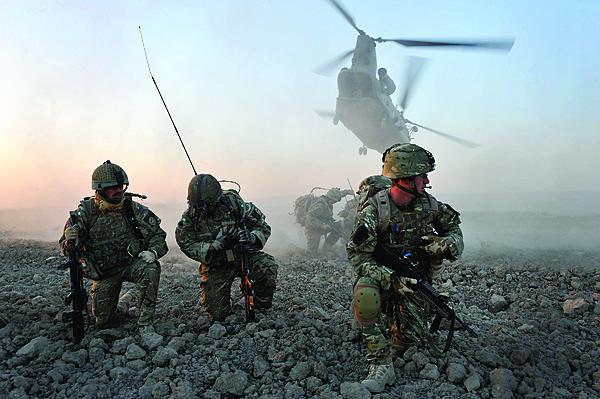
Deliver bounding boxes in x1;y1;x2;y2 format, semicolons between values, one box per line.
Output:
358;146;367;155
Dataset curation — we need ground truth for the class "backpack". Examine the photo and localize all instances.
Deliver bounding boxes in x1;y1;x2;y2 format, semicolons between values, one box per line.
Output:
293;194;316;226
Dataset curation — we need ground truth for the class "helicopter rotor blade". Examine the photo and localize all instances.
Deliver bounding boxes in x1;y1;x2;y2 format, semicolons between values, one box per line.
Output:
405;119;480;148
314;48;354;76
378;38;514;52
398;56;428;111
325;0;365;35
315;109;336;119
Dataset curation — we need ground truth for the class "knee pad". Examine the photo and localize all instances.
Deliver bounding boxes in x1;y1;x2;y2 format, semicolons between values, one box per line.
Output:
353;277;381;326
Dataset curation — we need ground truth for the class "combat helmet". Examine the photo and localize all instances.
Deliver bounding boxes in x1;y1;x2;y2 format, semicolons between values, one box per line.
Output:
187;174;223;208
91;160;129;190
381;143;435;179
325;187;347;203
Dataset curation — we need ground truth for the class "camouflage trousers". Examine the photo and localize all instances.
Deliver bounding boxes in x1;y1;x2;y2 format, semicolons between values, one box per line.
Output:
91;258;161;328
199;251;278;321
358;282;430;365
305;227;341;255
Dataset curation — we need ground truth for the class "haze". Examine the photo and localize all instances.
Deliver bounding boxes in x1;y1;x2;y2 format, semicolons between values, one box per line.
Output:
1;1;599;251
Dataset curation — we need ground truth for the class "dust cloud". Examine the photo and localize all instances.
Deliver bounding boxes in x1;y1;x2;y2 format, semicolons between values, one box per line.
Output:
2;191;599;256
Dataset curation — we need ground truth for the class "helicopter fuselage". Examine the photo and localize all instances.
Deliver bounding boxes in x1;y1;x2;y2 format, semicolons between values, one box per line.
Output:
335;35;411;153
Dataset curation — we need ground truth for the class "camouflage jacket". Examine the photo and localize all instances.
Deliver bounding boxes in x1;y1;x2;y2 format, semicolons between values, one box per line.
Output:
175;190;271;266
305;196;334;231
347;190;463;289
59;197;168;278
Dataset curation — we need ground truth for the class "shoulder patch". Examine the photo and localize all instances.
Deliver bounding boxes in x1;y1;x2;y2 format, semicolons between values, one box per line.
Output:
351;223;370;246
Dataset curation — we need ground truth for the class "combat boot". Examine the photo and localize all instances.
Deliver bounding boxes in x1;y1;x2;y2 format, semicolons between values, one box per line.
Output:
361;361;395;393
116;289;135;316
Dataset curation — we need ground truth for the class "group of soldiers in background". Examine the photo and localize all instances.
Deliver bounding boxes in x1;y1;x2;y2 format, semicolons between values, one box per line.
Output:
59;141;463;394
294;187;356;256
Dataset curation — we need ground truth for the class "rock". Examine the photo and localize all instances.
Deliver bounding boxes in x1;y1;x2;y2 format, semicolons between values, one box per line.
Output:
475;349;502;367
594;303;600;315
111;337;136;354
570;277;582;290
152;381;171;397
140;329;163;350
305;376;322;393
16;336;50;357
562;298;589;315
446;363;467;383
8;388;28;399
340;381;372;399
289;361;312;380
152;346;178;366
509;348;530;365
517;324;535;333
490;368;517;392
31;295;48;307
419;363;440;380
464;373;481;392
253;356;270;378
88;347;105;364
61;349;87;367
110;367;133;379
203;389;221;399
411;351;429;370
489;294;508;313
491;385;514;399
95;328;125;341
213;370;248;396
126;343;147;360
127;359;147;371
208;323;227;339
284;382;304;399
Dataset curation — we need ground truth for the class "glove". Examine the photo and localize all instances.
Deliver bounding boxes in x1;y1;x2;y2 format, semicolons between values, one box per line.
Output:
420;235;449;260
392;274;417;295
321;224;332;233
211;226;236;251
64;225;79;241
138;250;157;264
237;228;256;244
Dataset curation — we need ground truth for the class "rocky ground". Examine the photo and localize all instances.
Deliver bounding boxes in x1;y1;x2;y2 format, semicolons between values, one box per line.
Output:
0;237;599;399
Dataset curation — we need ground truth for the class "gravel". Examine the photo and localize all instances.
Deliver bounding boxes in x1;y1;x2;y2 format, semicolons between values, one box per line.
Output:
0;238;599;398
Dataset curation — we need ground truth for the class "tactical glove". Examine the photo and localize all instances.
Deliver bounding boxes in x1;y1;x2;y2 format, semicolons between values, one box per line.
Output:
392;274;417;295
138;250;157;264
321;224;332;233
211;226;236;251
64;225;79;241
420;235;449;261
237;228;256;244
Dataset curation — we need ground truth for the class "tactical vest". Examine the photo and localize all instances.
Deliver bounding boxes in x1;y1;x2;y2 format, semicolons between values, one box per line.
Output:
81;198;144;278
374;189;438;257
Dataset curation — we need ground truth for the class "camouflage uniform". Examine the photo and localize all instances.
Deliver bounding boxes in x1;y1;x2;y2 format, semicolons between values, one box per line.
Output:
338;198;358;243
60;162;167;328
347;144;463;393
176;178;278;321
304;188;352;255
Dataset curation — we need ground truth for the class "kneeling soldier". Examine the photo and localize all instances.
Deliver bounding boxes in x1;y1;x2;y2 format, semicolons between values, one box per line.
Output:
176;174;278;321
60;161;167;333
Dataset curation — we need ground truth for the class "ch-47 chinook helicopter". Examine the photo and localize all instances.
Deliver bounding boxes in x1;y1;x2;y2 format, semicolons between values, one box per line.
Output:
315;0;514;155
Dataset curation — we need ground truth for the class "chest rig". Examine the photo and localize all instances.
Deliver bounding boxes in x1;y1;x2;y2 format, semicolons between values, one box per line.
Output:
81;198;145;277
374;189;438;255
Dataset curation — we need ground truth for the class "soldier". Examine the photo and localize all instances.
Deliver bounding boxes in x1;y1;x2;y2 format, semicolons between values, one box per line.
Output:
347;144;463;393
304;188;353;256
175;174;278;321
337;197;358;243
60;161;167;334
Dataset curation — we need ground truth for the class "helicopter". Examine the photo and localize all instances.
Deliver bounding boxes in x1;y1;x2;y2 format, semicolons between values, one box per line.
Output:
315;0;514;155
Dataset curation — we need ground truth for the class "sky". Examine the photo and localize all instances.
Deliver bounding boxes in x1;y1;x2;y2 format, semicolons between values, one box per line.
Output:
1;0;599;210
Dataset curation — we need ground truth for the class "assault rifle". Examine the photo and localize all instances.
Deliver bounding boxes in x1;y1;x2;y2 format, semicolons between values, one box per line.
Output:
61;211;87;342
376;248;477;352
239;205;256;322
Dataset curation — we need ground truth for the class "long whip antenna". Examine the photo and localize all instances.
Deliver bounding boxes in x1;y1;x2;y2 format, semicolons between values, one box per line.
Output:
138;26;197;175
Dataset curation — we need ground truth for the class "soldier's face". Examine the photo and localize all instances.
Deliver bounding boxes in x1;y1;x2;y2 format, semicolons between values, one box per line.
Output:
103;185;124;202
413;174;429;194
